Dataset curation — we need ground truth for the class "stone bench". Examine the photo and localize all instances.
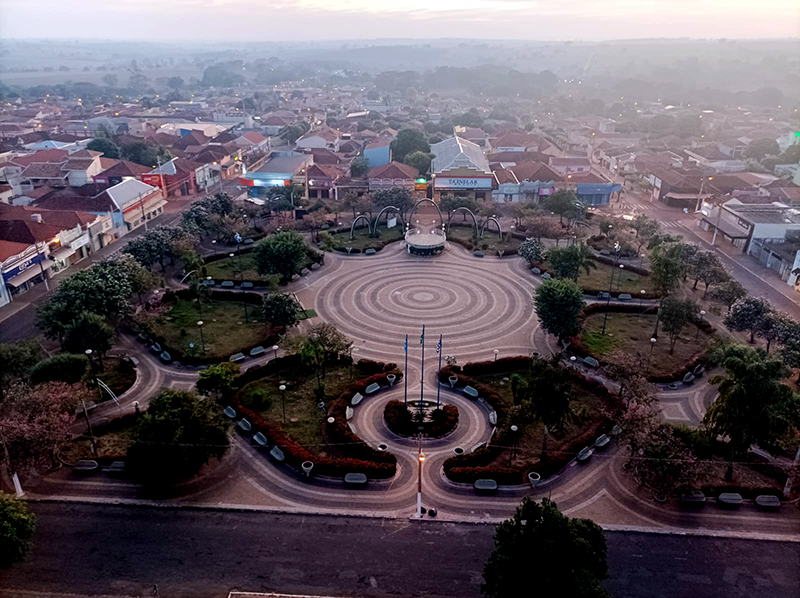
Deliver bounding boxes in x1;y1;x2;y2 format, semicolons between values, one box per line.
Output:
103;461;126;476
488;411;497;426
300;268;310;275
74;460;99;475
241;282;254;289
577;447;593;463
680;490;706;507
202;279;215;287
365;383;380;394
221;281;235;288
243;238;254;245
594;434;610;450
230;352;247;363
474;479;498;494
682;372;695;384
270;446;285;462
249;346;265;357
237;418;252;433
150;342;162;354
755;495;781;510
223;406;237;419
541;272;551;279
344;472;368;487
618;293;632;301
351;393;363;406
463;385;479;399
159;351;172;363
532;267;542;274
253;432;268;447
346;406;354;420
310;263;320;270
717;493;742;508
291;274;300;281
583;356;599;368
473;250;484;258
599;292;610;299
364;248;377;255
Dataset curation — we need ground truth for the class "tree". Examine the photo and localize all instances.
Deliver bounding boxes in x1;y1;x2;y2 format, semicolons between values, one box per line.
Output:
548;243;596;282
403;150;433;175
703;345;800;479
261;293;301;329
724;296;771;343
61;312;114;364
30;354;89;385
120;141;170;168
597;218;613;237
285;323;352;391
744;138;780;161
533;279;585;342
127;390;230;485
279;124;307;145
524;357;575;463
196;362;239;399
389;128;430;163
631;424;698;498
167;76;184;89
253;231;307;280
659;297;699;353
349;156;369;177
0;493;37;569
689;250;728;297
525;217;565;245
482;497;610;598
86;138;120;159
544;190;577;225
649;242;687;297
780;143;800;164
710;279;747;312
0;341;42;401
372;187;413;225
518;238;546;265
101;74;118;87
631;214;660;249
756;311;793;353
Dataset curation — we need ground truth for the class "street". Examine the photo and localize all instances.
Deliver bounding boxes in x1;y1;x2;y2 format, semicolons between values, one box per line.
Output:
1;502;798;598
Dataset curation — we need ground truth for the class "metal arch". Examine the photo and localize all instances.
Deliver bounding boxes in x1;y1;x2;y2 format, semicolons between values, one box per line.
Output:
373;205;401;233
446;207;478;236
407;198;444;229
479;216;502;240
349;214;373;240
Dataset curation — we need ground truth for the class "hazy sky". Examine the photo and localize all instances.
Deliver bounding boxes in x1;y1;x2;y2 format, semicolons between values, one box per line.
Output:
1;0;799;41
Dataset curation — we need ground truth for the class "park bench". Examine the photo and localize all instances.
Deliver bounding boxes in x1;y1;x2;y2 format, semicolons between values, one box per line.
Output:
253;432;268;447
470;442;486;453
137;333;149;343
599;292;611;299
488;411;497;426
680;490;706;507
159;351;172;363
291;274;300;281
365;383;381;395
74;460;99;475
344;472;368;487
351;393;363;406
531;267;542;274
594;434;611;450
717;493;743;508
237;418;252;433
755;495;781;510
463;386;479;399
221;281;235;288
310;263;320;270
583;356;599;368
241;282;254;289
103;461;126;476
364;248;377;255
577;447;593;463
243;238;254;245
300;268;310;275
269;446;285;462
223;406;237;419
203;279;215;287
474;479;498;494
693;365;705;377
346;406;354;420
249;346;266;357
618;293;632;300
541;272;551;279
150;342;162;354
230;352;246;363
682;372;695;384
473;250;484;258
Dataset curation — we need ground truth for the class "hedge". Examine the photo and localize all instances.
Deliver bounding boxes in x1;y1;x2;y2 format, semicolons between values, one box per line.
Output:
383;400;459;438
356;358;397;375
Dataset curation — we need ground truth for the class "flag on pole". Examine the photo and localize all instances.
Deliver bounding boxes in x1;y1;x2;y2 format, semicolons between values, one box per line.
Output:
404;334;408;352
436;335;442;354
420;325;425;345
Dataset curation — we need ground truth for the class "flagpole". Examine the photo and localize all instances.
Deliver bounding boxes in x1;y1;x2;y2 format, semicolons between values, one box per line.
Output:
436;334;442;409
419;325;425;411
404;334;408;407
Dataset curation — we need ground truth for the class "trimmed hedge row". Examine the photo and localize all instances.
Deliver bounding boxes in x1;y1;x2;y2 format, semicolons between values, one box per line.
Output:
383;400;459;438
356;358;398;375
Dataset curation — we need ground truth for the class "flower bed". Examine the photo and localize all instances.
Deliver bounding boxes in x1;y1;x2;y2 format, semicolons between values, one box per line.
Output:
383;400;459;438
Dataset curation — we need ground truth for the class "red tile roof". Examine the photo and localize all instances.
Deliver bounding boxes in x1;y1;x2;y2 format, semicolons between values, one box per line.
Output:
0;239;30;262
10;149;69;167
241;131;267;144
368;161;418;180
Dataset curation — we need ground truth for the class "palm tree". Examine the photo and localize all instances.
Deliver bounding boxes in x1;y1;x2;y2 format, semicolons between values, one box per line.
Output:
572;242;597;282
703;345;800;480
523;358;575;463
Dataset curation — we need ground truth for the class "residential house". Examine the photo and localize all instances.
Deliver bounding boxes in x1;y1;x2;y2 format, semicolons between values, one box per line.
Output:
296;127;340;151
684;145;746;174
363;138;391;168
306;164;344;199
548;156;592;176
93;160;152;188
453;126;486;147
142;157;203;197
263;115;293;137
238;153;312;200
699;198;800;254
368;162;419;194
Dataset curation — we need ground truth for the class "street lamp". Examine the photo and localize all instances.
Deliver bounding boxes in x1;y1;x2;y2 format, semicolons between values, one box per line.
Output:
639;289;646;318
416;446;426;519
272;345;279;361
648;337;657;366
279;384;287;424
696;310;706;341
197;320;206;353
493;349;499;362
601;242;622;335
509;425;519;466
231;253;248;322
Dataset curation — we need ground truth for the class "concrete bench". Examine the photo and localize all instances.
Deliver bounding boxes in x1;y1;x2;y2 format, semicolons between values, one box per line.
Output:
488;411;497;426
310;263;320;270
344;472;368;487
300;268;310;275
680;490;706;507
237;418;252;433
202;279;215;287
682;372;695;384
253;432;268;447
223;406;237;419
618;293;632;301
269;446;285;462
755;495;781;510
351;393;363;406
583;356;599;368
532;267;542;274
230;352;247;363
364;248;377;255
365;383;380;394
291;274;300;281
241;282;254;289
473;250;485;258
474;479;498;494
541;272;551;279
221;281;235;288
463;385;479;398
249;346;266;357
150;342;162;354
103;461;126;476
159;351;172;363
717;493;743;508
577;447;593;463
74;460;99;475
346;406;354;420
594;434;610;450
243;238;254;245
599;292;610;299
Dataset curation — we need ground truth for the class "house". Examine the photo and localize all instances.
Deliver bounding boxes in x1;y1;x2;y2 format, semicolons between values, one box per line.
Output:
142;157;204;197
548;156;592;176
238;153;312;200
490;132;547;153
296;127;340;151
93;160;152;188
699;198;800;254
684;146;746;174
453;126;486;147
306;163;344;199
234;131;269;153
309;148;342;165
430;136;493;203
263;115;293;137
363;139;391;168
368;162;419;194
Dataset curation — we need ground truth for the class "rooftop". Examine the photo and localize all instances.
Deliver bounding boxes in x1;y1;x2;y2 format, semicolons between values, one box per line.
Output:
431;136;490;175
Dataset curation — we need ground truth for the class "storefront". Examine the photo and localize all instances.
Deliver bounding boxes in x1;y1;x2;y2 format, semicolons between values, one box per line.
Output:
433;173;494;203
2;251;52;299
430;136;493;204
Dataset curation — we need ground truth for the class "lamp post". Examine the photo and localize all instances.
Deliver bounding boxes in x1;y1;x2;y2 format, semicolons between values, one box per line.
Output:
493;349;499;362
416;442;426;519
509;425;519;466
82;349;97;457
279;384;286;424
648;337;657;367
272;345;279;361
639;289;646;319
615;264;624;293
696;310;706;341
197;320;206;353
231;253;248;323
601;242;621;335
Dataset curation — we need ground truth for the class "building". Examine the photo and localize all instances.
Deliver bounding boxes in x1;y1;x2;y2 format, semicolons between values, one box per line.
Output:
142;157;206;197
430;136;493;203
548;156;592;176
263;115;294;137
296;127;340;151
699;198;800;254
684;146;746;174
368;162;419;194
238;153;312;200
363;139;391;168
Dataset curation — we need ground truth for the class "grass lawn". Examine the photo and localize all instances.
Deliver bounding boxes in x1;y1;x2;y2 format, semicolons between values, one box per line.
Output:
204;253;262;282
581;313;711;377
542;258;652;294
154;299;271;360
328;226;404;251
238;363;365;452
60;414;138;463
467;369;611;471
447;225;521;254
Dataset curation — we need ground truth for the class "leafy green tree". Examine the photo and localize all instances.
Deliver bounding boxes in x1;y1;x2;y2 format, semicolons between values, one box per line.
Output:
349;156;369;177
30;354;89;385
724;296;771;343
689;250;728;297
261;293;301;328
756;311;793;353
61;312;114;364
631;214;660;253
597;218;613;237
285;323;352;392
0;340;42;401
127;390;230;485
744;138;780;160
703;345;800;479
518;238;546;264
544;189;577;225
710;279;747;312
389;128;430;163
548;243;596;282
167;76;184;89
659;297;699;354
196;362;240;399
120;141;170;168
279;123;308;144
533;279;585;342
630;424;698;498
86;138;120;159
523;357;575;463
254;231;307;280
0;492;37;568
403;150;433;175
482;497;610;598
372;187;414;225
780;144;800;164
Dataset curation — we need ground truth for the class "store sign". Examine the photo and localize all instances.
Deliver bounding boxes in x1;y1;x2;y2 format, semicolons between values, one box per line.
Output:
2;252;45;283
434;177;493;189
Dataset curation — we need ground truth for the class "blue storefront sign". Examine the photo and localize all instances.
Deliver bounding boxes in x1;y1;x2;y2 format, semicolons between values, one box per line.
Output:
576;183;622;206
2;252;46;283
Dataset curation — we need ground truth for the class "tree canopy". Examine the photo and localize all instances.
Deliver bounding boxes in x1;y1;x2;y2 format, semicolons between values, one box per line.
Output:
389;128;430;162
261;292;302;329
533;279;585;342
724;296;771;343
86;137;120;159
0;492;37;569
253;231;307;280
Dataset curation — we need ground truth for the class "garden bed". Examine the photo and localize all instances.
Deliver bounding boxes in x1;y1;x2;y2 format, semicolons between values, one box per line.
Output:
535;257;654;296
97;356;137;398
328;226;404;253
60;413;139;465
203;246;323;286
447;224;521;256
383;400;459;438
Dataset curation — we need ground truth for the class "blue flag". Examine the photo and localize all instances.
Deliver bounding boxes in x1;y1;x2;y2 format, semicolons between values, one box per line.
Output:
404;334;408;352
436;335;442;354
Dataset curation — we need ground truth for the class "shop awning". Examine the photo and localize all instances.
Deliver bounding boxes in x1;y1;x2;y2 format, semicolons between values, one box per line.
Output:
5;260;53;287
50;246;76;262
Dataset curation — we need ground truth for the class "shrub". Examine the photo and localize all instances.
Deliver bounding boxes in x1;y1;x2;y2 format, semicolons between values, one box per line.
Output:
30;353;89;385
383;401;458;438
671;424;713;460
356;358;397;374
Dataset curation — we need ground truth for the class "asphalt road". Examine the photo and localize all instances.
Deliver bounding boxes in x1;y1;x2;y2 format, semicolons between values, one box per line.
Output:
1;502;798;598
